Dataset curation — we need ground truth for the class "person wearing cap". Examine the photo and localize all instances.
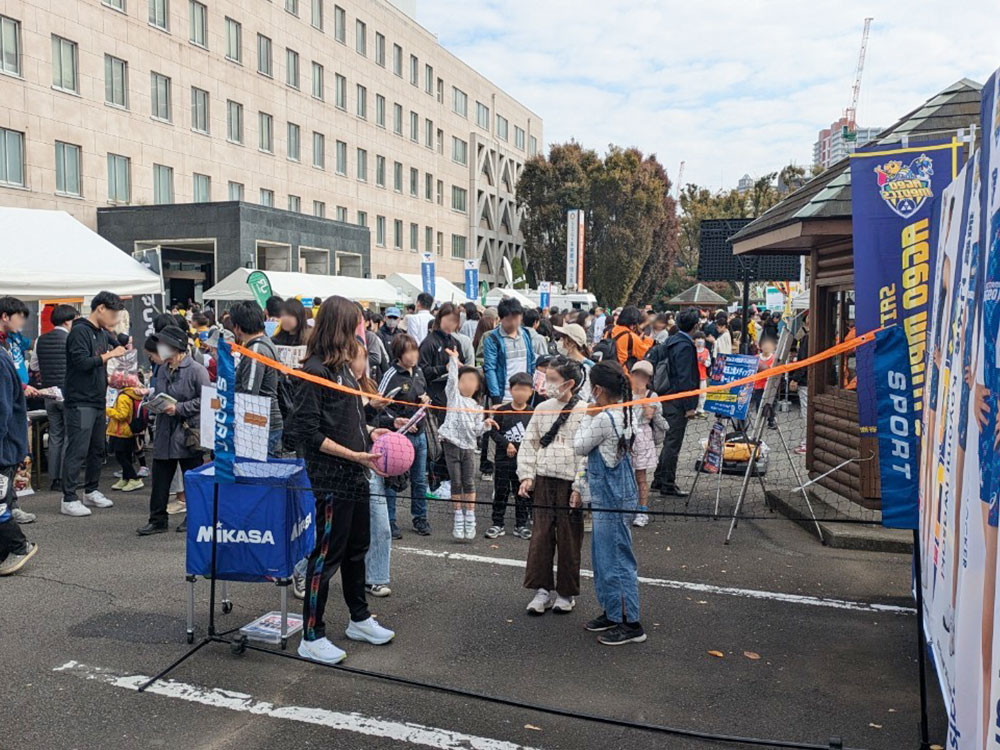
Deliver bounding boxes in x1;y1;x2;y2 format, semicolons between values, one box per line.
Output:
552;322;594;402
136;325;210;536
377;307;402;352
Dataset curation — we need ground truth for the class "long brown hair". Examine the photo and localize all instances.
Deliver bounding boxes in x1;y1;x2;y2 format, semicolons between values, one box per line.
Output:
305;295;361;371
473;310;497;350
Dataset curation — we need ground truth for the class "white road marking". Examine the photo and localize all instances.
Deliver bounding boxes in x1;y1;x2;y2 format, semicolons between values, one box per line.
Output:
394;546;916;616
53;661;540;750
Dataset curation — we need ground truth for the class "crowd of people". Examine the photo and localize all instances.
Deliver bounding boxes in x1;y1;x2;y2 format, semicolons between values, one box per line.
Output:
0;288;801;662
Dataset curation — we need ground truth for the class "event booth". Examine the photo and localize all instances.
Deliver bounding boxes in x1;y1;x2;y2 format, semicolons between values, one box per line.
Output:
204;268;404;307
387;273;468;304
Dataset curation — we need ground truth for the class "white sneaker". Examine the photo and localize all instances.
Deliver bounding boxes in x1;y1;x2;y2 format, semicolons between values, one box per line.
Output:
552;594;575;613
11;508;36;524
452;511;464;540
61;500;92;517
633;513;649;528
346;616;395;645
138;466;149;477
526;588;555;615
82;490;113;508
297;636;347;664
463;511;476;540
431;480;452;500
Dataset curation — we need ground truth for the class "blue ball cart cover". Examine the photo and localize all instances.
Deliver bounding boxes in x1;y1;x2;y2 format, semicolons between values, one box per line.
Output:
185;458;316;582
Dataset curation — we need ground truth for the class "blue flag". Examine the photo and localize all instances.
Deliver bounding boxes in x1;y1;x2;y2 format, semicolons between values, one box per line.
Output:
214;338;236;484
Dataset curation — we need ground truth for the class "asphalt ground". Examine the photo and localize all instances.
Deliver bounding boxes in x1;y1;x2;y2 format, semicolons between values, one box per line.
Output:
0;450;944;750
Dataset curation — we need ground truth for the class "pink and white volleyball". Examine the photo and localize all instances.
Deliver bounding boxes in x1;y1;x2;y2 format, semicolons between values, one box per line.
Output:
373;432;415;476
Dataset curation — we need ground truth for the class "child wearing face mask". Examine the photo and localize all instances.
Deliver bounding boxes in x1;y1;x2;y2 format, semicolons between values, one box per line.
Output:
517;357;587;615
694;332;710;415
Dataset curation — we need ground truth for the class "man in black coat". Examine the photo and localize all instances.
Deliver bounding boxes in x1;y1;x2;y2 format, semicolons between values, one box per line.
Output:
646;308;701;497
34;304;77;490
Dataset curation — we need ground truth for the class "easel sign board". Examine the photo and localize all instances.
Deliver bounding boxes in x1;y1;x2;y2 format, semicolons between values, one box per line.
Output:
704;354;758;420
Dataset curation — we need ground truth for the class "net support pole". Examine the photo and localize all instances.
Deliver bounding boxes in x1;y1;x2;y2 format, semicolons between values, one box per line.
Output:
912;529;931;750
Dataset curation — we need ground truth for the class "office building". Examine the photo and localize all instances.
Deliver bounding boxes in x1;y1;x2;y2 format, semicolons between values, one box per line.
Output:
812;117;880;169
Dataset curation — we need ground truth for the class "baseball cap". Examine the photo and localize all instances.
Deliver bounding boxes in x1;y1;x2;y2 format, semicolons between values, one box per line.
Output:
553;323;587;349
630;360;654;377
385;307;401;318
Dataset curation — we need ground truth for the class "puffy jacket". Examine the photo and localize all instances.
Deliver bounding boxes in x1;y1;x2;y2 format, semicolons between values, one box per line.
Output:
482;326;536;401
34;327;69;389
106;387;142;438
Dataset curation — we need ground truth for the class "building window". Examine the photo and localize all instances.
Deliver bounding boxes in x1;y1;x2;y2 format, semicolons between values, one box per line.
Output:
150;72;171;121
424;64;433;94
436;179;443;206
355;19;366;55
393;161;402;192
375;155;385;187
451;234;467;259
436;77;444;103
227;100;243;143
409;54;418;86
376;216;385;246
529;135;538;157
410;222;418;252
393;219;402;250
425;226;433;256
104;0;125;11
189;0;207;47
288;194;301;212
335;140;347;175
452;87;467;117
424;119;433;149
436;231;443;256
436;128;444;155
313;200;325;217
476;101;489;130
148;0;168;30
104;55;128;108
333;5;345;43
51;35;78;93
375;94;385;127
225;17;241;62
192;172;210;202
191;87;209;133
409;111;418;142
106;153;130;202
514;125;525;150
357;210;367;227
392;44;402;76
1;16;22;77
259;188;274;207
356;84;366;118
392;103;402;135
357;148;367;181
259;111;273;153
257;34;272;76
425;172;432;201
228;180;243;200
311;61;324;99
285;0;299;16
312;131;325;168
336;205;347;222
54;141;81;196
452;136;467;166
374;32;385;66
409;167;418;197
153;163;174;204
451;185;467;213
311;0;323;30
287;122;300;161
286;48;299;88
335;73;346;109
496;114;508;141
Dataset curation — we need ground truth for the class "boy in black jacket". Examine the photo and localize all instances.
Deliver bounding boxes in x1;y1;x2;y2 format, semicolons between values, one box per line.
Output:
485;373;535;540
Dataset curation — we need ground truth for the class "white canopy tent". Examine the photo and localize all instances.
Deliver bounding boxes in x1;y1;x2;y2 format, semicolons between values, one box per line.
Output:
0;207;161;301
484;287;533;308
387;273;469;305
204;268;405;306
790;290;810;310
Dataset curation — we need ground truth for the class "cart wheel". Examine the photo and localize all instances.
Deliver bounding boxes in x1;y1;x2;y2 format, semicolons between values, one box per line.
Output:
231;635;248;655
280;637;287;650
186;631;194;644
221;601;233;615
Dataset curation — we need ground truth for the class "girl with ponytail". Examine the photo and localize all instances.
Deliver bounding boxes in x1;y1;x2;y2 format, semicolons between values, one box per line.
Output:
574;360;646;647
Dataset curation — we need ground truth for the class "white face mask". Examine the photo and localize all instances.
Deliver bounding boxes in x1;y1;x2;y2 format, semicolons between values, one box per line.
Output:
556;340;569;356
544;380;568;399
156;343;174;360
696;341;705;350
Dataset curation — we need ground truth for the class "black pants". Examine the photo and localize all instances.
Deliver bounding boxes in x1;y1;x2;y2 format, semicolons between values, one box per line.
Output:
302;469;371;641
62;405;105;501
110;436;138;481
654;402;689;489
0;465;28;562
492;460;529;527
149;456;203;526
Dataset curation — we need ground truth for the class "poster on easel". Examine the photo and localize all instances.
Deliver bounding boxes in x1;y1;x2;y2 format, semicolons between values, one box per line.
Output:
703;354;757;420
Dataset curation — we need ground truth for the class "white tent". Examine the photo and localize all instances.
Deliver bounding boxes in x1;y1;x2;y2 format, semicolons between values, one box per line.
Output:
204;268;405;306
484;287;533;308
0;207;161;300
790;289;810;310
387;273;469;304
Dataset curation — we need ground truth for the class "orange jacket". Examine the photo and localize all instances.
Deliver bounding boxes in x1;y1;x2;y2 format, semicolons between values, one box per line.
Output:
611;325;654;365
106;387;141;438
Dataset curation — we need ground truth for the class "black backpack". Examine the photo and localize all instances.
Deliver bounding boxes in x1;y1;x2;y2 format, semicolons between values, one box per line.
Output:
593;331;634;367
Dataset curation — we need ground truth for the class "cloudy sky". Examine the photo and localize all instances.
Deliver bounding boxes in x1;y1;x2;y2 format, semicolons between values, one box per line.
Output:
417;0;998;191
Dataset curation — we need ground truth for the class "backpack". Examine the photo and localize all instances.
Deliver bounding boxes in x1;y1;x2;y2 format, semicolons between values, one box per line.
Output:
593;331;633;366
652;357;672;396
129;396;149;436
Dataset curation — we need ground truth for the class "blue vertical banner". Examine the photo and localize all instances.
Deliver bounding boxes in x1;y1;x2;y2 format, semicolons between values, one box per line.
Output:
420;251;436;298
464;259;479;301
538;281;551;310
851;139;958;436
873;327;918;528
214;338;236;484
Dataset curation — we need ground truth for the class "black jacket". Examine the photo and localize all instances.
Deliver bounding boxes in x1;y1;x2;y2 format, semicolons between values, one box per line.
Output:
374;362;427;429
646;331;699;410
64;318;114;408
35;327;69;389
377;323;401;353
418;328;462;407
489;402;533;464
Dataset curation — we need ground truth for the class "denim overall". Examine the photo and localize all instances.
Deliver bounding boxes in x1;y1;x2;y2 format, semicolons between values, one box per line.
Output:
588;417;641;624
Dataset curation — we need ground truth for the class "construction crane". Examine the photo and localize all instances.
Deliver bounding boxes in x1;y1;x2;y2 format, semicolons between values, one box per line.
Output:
674;160;685;198
843;17;873;142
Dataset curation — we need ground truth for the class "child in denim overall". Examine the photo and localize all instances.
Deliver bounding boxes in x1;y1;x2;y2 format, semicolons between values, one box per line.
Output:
575;360;646;646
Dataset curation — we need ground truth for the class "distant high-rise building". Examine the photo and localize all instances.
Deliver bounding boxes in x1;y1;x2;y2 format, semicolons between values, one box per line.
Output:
813;117;881;169
736;173;753;194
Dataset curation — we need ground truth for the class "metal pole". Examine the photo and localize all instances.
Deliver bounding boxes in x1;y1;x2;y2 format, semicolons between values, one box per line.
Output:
912;529;931;750
208;481;220;637
741;258;751;355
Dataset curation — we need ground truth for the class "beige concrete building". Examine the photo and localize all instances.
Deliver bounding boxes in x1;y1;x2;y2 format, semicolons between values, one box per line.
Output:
0;0;542;286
